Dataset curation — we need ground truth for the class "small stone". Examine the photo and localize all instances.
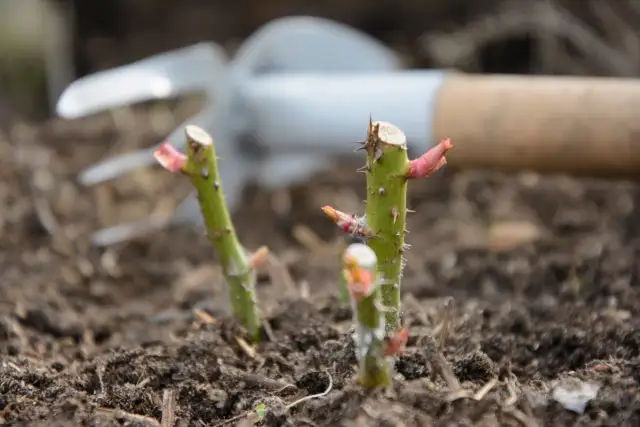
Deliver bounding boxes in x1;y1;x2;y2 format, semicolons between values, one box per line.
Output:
551;378;600;414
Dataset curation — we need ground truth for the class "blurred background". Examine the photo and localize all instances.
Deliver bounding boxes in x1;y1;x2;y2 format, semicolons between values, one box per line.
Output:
2;0;639;250
2;0;640;121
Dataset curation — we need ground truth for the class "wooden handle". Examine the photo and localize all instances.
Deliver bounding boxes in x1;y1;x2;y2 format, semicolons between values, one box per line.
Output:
433;73;640;179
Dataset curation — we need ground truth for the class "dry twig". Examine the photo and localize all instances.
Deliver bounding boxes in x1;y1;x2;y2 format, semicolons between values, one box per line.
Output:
95;408;160;426
160;389;177;427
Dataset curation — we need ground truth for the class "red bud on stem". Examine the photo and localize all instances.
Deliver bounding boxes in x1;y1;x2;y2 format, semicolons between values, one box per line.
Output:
154;142;187;173
406;138;453;179
321;205;373;239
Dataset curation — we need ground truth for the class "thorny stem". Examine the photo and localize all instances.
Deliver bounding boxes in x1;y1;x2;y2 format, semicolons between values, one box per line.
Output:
154;125;262;342
358;121;453;334
343;243;392;388
361;120;410;333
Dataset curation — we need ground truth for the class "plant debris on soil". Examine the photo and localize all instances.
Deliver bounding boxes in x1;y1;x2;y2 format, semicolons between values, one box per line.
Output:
2;106;640;427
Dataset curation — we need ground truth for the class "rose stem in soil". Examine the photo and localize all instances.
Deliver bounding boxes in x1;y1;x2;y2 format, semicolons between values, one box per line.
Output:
154;125;263;342
343;243;393;388
359;120;410;333
324;120;452;334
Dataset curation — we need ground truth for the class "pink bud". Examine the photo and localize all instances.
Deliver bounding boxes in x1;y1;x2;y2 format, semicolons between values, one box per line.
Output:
384;328;409;356
248;246;269;269
154;142;187;173
406;138;453;179
342;262;374;302
321;206;373;239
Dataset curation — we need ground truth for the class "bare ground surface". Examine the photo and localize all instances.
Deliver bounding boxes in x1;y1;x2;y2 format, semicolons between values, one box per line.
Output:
3;2;640;424
1;109;640;427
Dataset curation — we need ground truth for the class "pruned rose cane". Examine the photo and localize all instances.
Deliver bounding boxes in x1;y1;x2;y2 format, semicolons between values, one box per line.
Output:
343;243;392;388
324;120;452;335
358;120;409;333
361;121;452;333
153;125;265;342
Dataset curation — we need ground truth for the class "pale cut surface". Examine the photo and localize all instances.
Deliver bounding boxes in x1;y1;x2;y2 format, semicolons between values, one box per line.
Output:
345;243;377;269
373;121;407;147
185;124;213;145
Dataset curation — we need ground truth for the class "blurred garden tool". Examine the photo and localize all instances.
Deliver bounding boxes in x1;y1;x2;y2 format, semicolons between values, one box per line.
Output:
56;16;640;247
57;16;403;246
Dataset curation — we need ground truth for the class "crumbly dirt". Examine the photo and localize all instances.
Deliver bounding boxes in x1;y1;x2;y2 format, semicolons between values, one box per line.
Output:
1;109;640;427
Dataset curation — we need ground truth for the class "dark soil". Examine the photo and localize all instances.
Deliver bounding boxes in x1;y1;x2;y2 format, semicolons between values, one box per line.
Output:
2;108;640;427
3;1;640;424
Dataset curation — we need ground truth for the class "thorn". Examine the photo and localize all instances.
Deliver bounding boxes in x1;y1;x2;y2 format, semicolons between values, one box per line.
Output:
406;208;416;214
363;119;381;155
373;147;384;163
351;139;367;150
351;139;368;153
378;187;386;196
356;165;370;174
390;207;399;224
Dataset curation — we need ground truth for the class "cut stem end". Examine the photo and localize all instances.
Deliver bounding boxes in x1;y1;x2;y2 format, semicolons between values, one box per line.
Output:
154;124;262;342
343;243;391;388
185;124;214;146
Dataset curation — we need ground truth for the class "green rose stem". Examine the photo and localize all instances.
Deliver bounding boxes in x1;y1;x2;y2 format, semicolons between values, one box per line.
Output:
324;120;452;335
343;243;392;388
360;120;411;333
154;125;263;342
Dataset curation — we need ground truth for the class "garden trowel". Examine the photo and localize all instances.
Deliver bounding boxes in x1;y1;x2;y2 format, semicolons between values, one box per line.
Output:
56;16;640;247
